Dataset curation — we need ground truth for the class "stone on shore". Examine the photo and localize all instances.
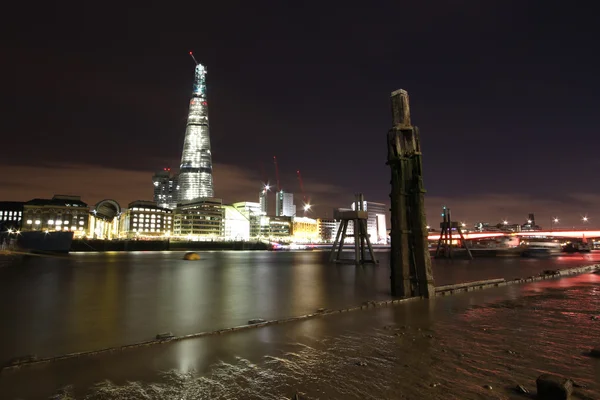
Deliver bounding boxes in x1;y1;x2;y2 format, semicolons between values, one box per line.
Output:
183;252;201;260
536;374;573;400
515;384;529;394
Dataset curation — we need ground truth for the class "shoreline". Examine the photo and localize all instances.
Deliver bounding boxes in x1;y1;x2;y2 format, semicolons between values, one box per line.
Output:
3;262;598;373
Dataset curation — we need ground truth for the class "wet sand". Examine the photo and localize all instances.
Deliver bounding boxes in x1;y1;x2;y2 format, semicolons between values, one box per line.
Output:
2;271;599;399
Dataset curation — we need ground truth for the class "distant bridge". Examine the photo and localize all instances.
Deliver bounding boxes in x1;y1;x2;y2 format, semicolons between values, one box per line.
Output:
427;230;600;241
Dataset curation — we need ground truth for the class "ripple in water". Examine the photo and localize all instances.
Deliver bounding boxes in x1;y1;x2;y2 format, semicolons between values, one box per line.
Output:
50;278;600;399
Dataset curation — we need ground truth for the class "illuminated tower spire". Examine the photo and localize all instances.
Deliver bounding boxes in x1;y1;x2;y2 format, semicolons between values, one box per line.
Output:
178;52;214;202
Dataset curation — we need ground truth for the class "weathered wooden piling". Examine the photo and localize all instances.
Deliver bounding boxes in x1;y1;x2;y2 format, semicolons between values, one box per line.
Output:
387;89;435;298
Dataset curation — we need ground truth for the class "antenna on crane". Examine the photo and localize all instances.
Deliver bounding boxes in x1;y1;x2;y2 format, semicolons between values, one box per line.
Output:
189;51;199;65
273;156;281;192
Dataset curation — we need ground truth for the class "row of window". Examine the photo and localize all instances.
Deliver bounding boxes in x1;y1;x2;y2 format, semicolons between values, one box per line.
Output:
26;220;86;226
1;211;22;216
132;214;172;220
131;208;171;213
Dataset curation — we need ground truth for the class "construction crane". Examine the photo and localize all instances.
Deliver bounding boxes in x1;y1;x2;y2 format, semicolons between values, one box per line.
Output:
273;156;281;192
189;51;199;65
296;170;311;215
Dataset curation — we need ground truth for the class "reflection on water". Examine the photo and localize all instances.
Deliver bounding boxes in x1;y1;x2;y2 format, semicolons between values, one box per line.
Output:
0;251;599;398
0;250;599;362
17;273;596;400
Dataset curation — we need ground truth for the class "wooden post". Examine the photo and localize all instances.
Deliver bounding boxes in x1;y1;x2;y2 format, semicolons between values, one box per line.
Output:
387;89;435;298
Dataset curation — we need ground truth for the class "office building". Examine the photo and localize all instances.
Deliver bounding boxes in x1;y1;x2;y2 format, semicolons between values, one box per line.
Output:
0;202;24;232
173;198;223;238
153;169;179;209
178;60;214;202
222;205;250;241
118;200;172;238
268;216;292;239
350;200;387;244
291;217;319;242
276;190;296;217
232;201;263;238
22;195;89;238
317;218;336;242
259;189;268;215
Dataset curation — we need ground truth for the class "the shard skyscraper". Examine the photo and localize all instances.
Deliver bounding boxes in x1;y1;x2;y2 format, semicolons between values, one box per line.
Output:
178;54;214;202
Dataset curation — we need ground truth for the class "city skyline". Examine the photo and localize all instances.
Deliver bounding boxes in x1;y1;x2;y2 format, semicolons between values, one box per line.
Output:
2;2;600;228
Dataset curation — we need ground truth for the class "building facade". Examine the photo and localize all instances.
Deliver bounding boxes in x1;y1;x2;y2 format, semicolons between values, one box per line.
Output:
152;169;179;209
173;198;223;239
291;217;319;242
222;205;250;241
259;189;268;215
22;195;89;238
276;190;296;217
232;201;262;238
268;216;292;239
0;202;24;232
317;218;336;242
118;200;172;238
178;61;214;202
350;200;387;244
89;199;121;240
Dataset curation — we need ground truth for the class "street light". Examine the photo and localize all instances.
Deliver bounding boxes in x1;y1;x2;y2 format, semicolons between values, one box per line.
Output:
503;220;508;225
551;217;559;231
582;216;589;222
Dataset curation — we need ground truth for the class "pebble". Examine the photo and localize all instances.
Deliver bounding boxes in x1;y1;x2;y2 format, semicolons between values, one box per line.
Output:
515;384;528;394
483;385;493;390
355;361;368;366
430;382;441;388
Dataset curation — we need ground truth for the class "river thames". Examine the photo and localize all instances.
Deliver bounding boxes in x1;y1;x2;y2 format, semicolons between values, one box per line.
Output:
0;250;599;399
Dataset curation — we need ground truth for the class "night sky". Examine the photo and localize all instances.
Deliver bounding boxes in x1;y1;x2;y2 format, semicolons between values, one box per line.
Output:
3;1;599;228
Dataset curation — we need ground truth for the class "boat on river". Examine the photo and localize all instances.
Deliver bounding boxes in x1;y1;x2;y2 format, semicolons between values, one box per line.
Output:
521;240;562;257
16;231;74;254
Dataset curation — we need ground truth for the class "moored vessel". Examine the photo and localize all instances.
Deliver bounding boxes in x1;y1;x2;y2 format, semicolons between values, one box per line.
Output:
521;240;561;257
16;231;74;254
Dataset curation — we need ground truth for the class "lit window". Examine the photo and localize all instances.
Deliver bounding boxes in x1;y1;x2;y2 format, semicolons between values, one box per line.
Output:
79;221;84;225
70;226;76;231
133;223;137;227
55;220;62;225
26;220;32;224
35;220;40;225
